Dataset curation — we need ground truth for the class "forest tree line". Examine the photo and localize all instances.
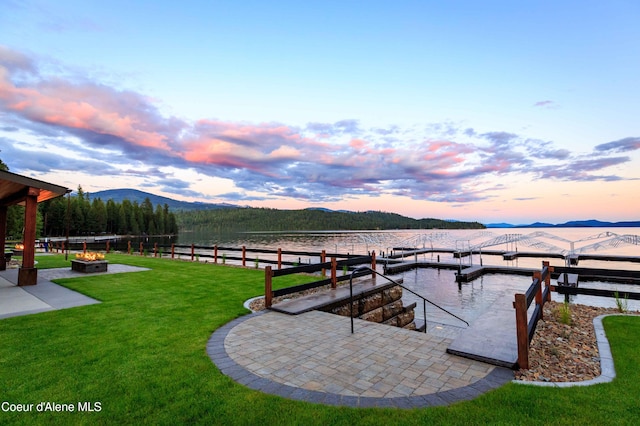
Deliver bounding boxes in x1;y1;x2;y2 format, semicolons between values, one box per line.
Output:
3;150;177;239
5;186;178;240
176;207;486;232
36;186;179;238
7;187;178;241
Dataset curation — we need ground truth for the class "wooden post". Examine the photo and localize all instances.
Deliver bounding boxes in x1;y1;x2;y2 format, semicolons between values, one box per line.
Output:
371;251;376;279
265;266;273;308
321;250;326;277
0;205;7;271
214;245;218;263
83;241;87;254
277;248;282;269
533;271;543;320
106;240;110;253
242;245;246;267
544;262;553;302
191;244;195;262
127;241;131;255
154;242;158;257
18;187;39;286
331;257;337;289
514;293;529;369
139;242;143;256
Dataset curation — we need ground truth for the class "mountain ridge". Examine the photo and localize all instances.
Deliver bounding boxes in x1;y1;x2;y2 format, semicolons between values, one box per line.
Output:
487;219;640;228
89;189;639;228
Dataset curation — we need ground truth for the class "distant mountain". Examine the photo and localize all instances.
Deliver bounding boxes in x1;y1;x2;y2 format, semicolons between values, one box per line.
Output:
88;189;238;211
486;219;640;228
485;223;517;228
524;222;556;228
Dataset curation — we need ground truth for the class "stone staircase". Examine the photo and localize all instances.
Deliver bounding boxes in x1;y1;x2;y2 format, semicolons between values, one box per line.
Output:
269;278;421;332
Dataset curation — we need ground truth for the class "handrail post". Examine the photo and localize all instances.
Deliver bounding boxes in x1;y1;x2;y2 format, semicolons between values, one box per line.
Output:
277;248;282;269
423;299;427;333
350;266;370;334
242;245;246;267
171;243;175;259
191;243;195;262
265;266;273;308
83;241;87;254
321;250;326;277
514;293;529;369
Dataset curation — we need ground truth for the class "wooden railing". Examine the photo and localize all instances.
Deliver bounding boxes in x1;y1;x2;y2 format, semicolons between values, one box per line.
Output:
264;254;376;308
513;261;553;369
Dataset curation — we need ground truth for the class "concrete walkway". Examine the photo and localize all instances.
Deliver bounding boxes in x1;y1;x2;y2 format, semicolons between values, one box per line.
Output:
208;310;514;408
0;264;149;319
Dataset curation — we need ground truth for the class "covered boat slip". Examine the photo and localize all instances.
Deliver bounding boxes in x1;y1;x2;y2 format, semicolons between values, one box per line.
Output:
0;170;69;285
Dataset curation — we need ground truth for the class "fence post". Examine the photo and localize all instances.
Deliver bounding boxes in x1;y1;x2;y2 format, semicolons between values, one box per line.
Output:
514;293;529;369
534;271;543;320
154;242;158;257
171;243;175;259
106;240;110;253
265;266;273;308
242;245;246;267
214;245;218;263
127;241;131;255
371;252;376;279
331;257;337;289
544;261;552;302
277;248;282;269
83;241;87;254
139;242;143;256
191;244;195;262
321;250;326;277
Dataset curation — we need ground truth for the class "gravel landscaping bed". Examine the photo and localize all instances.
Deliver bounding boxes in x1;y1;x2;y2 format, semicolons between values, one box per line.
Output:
515;301;637;382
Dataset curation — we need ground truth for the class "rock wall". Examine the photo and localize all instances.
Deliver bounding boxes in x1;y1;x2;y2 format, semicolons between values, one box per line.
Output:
324;285;418;331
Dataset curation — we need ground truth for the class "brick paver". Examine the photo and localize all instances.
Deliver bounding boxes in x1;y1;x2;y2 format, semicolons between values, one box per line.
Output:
208;310;514;407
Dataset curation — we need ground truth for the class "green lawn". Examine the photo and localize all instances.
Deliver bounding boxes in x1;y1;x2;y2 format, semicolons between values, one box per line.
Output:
1;253;639;425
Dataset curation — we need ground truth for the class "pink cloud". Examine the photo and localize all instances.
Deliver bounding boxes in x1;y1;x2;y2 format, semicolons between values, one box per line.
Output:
0;53;180;150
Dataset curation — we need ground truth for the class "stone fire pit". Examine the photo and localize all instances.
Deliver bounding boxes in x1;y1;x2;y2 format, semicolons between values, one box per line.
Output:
71;253;108;273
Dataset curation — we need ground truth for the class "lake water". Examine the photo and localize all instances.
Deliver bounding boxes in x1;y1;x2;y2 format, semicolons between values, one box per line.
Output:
174;228;640;328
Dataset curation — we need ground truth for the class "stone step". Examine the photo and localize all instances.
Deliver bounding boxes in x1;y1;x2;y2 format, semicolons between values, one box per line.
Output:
270;278;402;315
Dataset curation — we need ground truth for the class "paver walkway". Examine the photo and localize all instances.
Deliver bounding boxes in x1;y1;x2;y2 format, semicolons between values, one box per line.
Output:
208;310;513;408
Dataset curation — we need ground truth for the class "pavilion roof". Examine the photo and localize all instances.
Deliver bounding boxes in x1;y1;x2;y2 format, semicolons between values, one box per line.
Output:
0;170;70;207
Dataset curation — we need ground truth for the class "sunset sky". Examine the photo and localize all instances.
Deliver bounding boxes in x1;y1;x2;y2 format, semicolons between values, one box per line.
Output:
1;0;639;224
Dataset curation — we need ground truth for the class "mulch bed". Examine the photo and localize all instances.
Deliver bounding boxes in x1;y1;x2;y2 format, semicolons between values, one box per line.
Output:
514;301;635;382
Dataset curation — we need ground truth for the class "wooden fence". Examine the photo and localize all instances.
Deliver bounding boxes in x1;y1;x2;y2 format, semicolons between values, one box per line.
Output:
264;253;377;308
513;261;553;369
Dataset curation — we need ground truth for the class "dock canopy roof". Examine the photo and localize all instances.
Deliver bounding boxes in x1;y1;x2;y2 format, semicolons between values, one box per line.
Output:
0;170;70;206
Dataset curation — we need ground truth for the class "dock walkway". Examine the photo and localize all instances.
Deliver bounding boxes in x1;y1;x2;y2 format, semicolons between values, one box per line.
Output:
446;296;518;368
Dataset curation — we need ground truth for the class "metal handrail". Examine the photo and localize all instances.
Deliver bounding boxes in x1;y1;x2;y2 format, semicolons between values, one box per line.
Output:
349;266;469;334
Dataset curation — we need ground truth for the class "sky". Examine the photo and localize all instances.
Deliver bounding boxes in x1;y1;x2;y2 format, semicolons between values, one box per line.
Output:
1;0;639;224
